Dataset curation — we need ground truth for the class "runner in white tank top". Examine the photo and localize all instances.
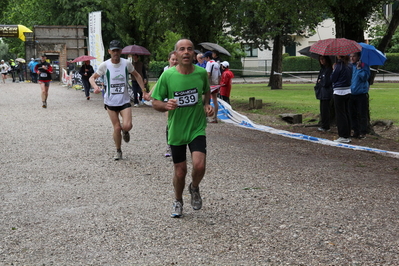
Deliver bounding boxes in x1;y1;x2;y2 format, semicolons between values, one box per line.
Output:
89;40;149;160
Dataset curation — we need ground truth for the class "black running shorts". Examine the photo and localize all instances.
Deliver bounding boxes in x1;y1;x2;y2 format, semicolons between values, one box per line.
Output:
170;135;206;164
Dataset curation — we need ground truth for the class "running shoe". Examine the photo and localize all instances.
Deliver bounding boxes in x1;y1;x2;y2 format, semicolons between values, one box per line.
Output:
171;200;183;218
122;130;130;143
164;146;171;157
134;104;139;107
317;127;330;132
189;183;202;210
114;151;123;160
334;137;351;143
42;101;47;108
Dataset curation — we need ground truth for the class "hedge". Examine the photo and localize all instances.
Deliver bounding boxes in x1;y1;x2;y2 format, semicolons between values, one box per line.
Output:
147;53;398;78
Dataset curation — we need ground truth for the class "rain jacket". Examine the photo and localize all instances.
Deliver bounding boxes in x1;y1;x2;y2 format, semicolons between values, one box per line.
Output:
350;62;370;95
331;60;352;89
314;66;333;100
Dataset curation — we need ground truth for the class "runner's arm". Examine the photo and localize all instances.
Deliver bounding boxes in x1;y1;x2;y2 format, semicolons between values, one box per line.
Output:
203;90;214;117
152;99;178;112
131;70;150;100
89;73;101;94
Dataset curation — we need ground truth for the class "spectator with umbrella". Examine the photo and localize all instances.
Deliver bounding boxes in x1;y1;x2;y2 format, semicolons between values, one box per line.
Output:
349;52;370;139
310;38;361;143
121;45;151;107
331;55;353;143
79;60;95;100
131;54;148;107
314;55;333;133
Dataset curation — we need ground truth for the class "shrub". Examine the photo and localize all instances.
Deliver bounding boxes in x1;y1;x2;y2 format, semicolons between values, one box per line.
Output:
283;56;320;71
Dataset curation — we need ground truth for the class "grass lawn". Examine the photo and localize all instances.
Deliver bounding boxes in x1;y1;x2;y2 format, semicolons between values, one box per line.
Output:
230;82;399;124
148;81;399;124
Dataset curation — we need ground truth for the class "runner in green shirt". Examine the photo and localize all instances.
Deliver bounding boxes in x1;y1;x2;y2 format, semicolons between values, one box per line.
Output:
152;39;214;218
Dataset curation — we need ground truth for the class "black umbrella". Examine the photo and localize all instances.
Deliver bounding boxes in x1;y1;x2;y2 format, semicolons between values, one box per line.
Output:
299;46;335;62
198;42;231;56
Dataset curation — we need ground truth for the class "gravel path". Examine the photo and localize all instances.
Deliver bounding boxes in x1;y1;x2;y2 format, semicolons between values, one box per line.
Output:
1;81;398;265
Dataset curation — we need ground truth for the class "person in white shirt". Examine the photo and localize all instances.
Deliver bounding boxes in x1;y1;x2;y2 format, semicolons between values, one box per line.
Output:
89;40;149;160
204;51;221;123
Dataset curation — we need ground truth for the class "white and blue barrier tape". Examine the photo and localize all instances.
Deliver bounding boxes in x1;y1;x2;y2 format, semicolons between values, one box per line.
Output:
212;99;399;159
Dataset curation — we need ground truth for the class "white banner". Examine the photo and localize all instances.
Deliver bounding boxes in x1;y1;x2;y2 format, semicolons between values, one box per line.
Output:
88;11;104;72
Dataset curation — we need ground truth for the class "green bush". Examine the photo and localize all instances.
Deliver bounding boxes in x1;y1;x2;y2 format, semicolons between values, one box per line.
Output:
149;61;167;78
229;60;243;77
383;53;399;72
282;56;320;71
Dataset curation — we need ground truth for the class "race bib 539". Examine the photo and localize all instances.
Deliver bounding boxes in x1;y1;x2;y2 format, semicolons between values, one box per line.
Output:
174;88;199;107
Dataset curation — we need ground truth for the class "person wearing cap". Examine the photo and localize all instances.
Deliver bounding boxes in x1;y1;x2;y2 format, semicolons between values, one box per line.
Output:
204;51;221;123
34;54;53;108
0;60;9;83
151;39;214;218
195;53;206;68
28;58;38;83
219;61;234;105
89;40;148;160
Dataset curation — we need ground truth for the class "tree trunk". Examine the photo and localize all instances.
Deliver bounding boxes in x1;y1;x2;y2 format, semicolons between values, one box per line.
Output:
369;6;399;85
377;6;399;53
268;35;283;90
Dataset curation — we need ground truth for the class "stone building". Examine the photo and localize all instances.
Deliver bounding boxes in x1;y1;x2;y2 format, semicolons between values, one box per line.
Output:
25;25;86;81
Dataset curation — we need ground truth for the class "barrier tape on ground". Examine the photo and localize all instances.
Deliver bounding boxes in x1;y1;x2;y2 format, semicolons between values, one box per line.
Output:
212;99;399;159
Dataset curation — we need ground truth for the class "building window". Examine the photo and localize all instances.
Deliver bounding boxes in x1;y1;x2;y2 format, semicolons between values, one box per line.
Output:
243;43;258;57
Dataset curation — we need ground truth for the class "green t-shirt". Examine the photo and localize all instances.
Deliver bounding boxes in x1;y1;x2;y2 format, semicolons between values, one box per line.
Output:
151;65;210;146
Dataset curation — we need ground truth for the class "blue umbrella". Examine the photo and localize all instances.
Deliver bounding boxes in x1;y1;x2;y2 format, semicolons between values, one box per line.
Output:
359;43;386;66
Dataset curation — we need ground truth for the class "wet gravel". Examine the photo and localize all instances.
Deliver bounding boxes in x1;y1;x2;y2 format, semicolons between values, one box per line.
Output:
1;81;398;265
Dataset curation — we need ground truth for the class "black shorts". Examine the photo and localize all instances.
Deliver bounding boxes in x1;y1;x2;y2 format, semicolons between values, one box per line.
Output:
104;103;132;111
170;135;206;164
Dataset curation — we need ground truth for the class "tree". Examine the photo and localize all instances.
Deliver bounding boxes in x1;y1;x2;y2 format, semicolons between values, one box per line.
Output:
228;0;326;89
327;0;393;41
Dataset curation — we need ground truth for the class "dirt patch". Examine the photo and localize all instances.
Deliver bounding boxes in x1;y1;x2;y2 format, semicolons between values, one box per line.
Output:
232;104;399;153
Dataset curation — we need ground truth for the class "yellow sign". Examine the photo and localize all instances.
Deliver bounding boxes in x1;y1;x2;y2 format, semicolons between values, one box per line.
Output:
0;25;32;41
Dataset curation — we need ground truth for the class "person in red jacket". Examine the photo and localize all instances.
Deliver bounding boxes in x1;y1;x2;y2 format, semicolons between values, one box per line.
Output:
219;61;234;105
34;54;53;108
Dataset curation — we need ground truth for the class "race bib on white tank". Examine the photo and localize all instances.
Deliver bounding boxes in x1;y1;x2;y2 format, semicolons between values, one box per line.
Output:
110;83;125;94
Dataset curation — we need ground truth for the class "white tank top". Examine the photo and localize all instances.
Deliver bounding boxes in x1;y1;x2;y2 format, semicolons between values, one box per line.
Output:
104;59;130;107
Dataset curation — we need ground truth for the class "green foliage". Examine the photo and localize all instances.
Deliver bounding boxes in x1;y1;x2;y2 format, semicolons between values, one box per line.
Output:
212;34;245;60
148;61;168;78
383;53;399;71
229;60;243;77
0;40;9;59
282;56;320;71
153;31;181;61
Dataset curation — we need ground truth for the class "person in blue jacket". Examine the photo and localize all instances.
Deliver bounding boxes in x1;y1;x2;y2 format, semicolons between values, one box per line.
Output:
349;52;370;139
331;55;352;143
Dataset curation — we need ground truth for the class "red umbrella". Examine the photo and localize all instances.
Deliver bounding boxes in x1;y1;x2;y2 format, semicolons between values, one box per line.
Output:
72;55;96;63
309;38;362;56
121;45;151;55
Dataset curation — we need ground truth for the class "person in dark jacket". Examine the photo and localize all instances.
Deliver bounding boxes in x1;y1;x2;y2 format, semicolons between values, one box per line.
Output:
131;54;148;107
315;55;333;132
349;52;370;139
331;55;352;143
79;60;95;100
